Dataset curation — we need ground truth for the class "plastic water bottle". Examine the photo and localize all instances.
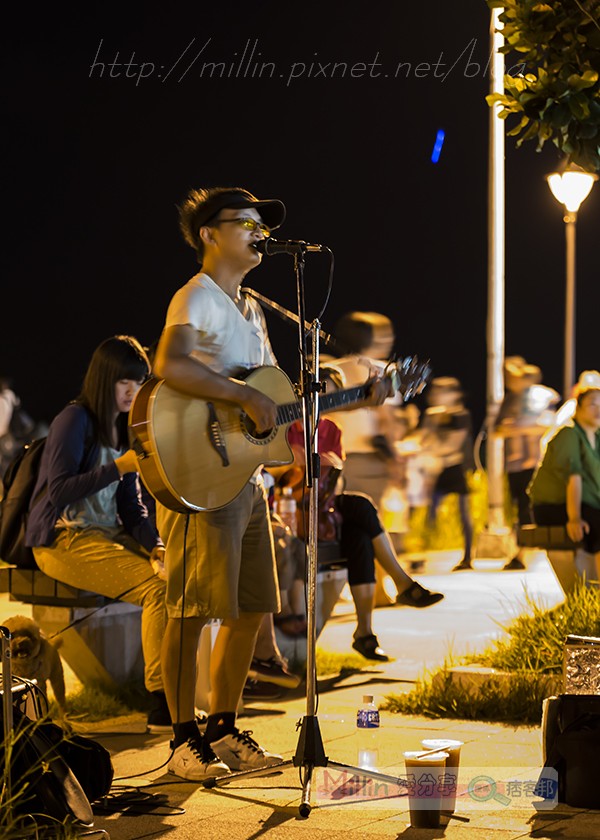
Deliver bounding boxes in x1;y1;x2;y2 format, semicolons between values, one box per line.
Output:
277;486;298;536
356;694;380;770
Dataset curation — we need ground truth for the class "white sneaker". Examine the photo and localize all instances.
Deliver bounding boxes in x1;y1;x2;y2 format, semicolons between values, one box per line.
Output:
210;729;283;771
168;739;230;781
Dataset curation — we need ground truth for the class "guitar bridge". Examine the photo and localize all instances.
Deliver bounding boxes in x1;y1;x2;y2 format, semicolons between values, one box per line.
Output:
207;402;229;467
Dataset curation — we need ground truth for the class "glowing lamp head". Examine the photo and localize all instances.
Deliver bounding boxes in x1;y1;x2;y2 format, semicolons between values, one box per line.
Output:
546;166;597;213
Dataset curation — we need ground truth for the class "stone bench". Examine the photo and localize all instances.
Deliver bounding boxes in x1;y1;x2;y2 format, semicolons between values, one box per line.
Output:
0;563;143;693
517;524;579;551
517;525;597;593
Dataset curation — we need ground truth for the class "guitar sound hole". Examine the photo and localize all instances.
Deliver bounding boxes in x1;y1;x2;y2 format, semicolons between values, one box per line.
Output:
242;415;274;441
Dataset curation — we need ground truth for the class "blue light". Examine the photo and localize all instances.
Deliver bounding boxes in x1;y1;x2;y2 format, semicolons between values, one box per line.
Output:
431;129;445;163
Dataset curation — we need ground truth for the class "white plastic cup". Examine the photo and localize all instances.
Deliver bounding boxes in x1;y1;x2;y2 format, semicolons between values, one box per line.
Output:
421;738;464;814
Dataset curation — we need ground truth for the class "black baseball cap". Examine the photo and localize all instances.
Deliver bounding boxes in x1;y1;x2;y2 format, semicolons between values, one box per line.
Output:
197;188;286;231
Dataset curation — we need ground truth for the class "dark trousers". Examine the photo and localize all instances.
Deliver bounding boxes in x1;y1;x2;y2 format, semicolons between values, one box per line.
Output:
335;492;383;586
508;468;535;526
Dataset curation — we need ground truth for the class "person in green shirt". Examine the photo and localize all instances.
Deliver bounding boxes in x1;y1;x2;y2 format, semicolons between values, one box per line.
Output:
528;381;600;577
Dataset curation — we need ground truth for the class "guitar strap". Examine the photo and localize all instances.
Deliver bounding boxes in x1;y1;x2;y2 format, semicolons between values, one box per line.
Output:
241;287;337;350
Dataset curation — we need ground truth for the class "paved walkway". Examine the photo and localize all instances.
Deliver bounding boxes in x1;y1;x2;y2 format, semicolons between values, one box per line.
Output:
3;548;600;838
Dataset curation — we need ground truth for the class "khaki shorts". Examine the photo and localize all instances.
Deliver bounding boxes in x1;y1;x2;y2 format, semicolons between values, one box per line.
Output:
156;480;281;619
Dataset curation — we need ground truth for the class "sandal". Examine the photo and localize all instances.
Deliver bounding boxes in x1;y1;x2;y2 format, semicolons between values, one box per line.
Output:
352;634;390;662
396;582;444;608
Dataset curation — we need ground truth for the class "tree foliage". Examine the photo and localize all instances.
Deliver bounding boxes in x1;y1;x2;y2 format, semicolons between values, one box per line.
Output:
486;0;600;171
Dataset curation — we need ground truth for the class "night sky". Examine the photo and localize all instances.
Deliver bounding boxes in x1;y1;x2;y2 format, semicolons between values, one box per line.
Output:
3;1;599;435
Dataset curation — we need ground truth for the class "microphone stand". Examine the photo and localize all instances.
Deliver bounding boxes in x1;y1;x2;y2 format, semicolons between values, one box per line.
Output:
203;246;403;817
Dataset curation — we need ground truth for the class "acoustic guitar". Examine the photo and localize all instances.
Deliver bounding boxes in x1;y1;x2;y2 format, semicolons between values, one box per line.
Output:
128;358;431;513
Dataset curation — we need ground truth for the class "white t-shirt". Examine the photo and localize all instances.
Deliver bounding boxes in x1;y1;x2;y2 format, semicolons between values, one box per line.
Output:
165;273;277;374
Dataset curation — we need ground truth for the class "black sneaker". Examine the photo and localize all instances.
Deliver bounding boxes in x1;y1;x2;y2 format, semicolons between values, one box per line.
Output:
242;678;285;701
395;581;444;608
248;656;301;689
147;691;172;733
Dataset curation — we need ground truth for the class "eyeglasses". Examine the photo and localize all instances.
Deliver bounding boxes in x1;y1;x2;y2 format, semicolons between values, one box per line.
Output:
211;217;271;237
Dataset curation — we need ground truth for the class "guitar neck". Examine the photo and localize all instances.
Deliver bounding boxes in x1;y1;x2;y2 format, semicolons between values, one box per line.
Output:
276;384;370;428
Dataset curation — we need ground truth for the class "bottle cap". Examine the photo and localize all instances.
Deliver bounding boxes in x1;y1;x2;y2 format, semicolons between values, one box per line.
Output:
362;694;374;704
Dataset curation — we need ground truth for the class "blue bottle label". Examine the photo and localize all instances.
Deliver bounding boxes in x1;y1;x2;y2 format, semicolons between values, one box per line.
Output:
357;709;380;728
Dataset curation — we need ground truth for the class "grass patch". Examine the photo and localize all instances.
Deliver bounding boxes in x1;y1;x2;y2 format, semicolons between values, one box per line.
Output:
464;578;600;673
381;663;558;725
63;683;144;721
382;579;600;725
47;680;149;726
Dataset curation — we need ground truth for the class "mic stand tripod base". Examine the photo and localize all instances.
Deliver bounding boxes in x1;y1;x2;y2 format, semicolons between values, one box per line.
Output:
202;715;406;819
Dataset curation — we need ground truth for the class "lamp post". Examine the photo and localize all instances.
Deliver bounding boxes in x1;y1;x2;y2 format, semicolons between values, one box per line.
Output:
546;163;597;399
483;7;507;546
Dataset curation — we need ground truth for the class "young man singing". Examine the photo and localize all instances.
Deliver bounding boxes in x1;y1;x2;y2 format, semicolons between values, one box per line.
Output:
151;186;392;780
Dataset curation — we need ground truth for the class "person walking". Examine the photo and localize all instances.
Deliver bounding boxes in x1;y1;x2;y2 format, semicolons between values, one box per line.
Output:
420;377;475;572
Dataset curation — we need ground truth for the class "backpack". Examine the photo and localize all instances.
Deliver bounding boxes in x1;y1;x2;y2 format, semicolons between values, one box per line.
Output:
0;706;95;828
537;693;600;808
0;437;47;570
36;720;114;804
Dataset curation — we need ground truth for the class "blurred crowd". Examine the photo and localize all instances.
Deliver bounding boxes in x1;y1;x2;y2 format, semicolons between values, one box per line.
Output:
0;375;48;484
265;309;600;605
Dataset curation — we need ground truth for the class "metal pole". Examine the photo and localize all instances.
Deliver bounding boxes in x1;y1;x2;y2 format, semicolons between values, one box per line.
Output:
484;8;506;537
564;212;577;399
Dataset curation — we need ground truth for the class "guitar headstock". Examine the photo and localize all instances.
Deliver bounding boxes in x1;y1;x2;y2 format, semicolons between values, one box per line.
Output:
386;356;432;402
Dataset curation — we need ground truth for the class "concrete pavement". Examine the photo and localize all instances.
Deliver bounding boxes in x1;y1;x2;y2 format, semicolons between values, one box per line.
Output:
4;548;600;838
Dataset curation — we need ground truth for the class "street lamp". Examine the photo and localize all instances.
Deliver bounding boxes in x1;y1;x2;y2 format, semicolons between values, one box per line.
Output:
546;162;597;399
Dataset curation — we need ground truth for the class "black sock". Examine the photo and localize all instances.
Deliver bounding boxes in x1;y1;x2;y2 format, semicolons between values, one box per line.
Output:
204;712;236;746
173;720;201;748
151;690;169;710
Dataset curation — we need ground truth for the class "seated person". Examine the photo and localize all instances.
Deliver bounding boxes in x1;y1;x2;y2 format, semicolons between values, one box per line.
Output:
25;335;169;732
266;417;444;662
528;377;600;585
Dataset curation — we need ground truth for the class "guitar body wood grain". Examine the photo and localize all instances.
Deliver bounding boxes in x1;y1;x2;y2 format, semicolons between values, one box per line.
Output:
128;366;296;512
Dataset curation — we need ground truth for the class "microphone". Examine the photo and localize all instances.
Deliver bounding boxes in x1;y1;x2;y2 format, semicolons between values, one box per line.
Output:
254;238;325;256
